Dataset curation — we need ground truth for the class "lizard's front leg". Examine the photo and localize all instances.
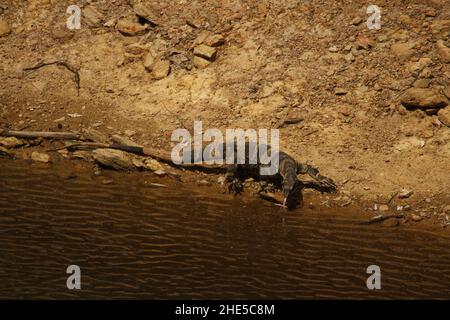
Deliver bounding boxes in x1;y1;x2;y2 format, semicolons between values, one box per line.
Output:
225;164;244;195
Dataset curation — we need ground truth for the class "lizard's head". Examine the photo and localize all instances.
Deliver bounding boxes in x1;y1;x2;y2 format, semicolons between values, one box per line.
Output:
282;177;302;209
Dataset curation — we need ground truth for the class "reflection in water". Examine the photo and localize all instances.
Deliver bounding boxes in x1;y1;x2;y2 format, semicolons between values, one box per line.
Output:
0;160;449;299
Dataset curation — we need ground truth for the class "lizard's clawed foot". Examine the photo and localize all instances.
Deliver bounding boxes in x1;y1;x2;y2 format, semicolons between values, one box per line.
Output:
316;175;337;192
226;177;244;195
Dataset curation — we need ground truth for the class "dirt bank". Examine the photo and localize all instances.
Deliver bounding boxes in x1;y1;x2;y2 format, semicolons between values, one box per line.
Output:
1;1;449;226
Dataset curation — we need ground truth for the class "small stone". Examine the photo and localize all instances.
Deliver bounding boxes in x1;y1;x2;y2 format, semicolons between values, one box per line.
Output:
436;40;450;63
204;34;225;47
198;179;212;186
424;7;437;17
383;218;399;227
92;149;135;171
193;56;211;68
444;86;450;99
117;19;148;36
124;130;136;137
83;5;104;27
400;88;448;110
102;178;114;185
83;128;110;144
144;158;164;172
413;79;430;88
0;20;11;37
437;107;450;127
398;188;413;199
351;17;363;25
411;214;423;222
31;151;50;163
217;176;226;185
154;170;166;176
391;42;416;61
194;44;217;61
143;52;155;71
335;88;348;95
0;137;25;149
152;60;171;79
0;146;12;158
379;204;389;212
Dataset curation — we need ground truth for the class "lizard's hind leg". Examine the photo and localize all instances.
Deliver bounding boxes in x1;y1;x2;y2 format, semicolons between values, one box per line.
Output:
225;164;244;195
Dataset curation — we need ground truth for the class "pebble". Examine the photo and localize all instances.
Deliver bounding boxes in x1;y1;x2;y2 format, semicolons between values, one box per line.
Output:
117;19;148;36
0;137;25;149
194;44;217;61
437;107;450;127
391;42;416;61
400;88;448;110
193;56;211;69
92;149;135;171
154;170;166;177
102;178;114;185
398;188;413;199
143;52;155;71
436;40;450;63
411;214;423;222
379;204;389;212
0;20;11;37
31;151;50;163
152;60;171;79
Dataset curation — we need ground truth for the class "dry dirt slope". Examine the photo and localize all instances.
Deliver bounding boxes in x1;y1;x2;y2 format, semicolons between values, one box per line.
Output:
0;0;449;220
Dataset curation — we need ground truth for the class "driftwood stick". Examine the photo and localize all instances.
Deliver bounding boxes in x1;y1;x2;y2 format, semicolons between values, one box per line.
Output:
0;129;82;140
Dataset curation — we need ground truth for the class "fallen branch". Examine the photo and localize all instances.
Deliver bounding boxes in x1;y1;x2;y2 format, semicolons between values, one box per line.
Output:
0;129;82;140
23;61;81;95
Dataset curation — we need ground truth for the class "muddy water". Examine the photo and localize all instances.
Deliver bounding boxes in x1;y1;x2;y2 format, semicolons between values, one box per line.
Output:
0;159;449;299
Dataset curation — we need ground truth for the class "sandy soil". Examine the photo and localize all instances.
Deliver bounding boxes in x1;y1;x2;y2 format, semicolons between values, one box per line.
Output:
0;0;449;226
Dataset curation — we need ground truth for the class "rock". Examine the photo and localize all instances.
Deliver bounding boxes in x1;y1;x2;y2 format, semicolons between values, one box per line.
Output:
92;149;135;171
399;14;413;25
379;204;389;212
144;158;164;172
413;79;430;88
410;214;423;222
436;40;450;63
356;36;375;50
408;57;432;74
0;146;13;158
430;20;450;40
391;42;416;61
133;3;159;26
444;86;450;99
152;60;171;79
438;107;450;127
154;170;166;176
337;105;352;116
132;158;145;170
443;205;450;214
193;56;211;68
111;134;143;148
83;5;104;27
0;20;11;37
124;130;136;137
0;137;25;149
424;7;437;17
400;88;448;109
194;44;217;61
198;179;212;186
350;17;363;25
382;218;399;227
398;188;413;199
31;151;50;163
143;52;155;71
102;178;114;185
204;34;225;47
117;19;148;36
335;88;348;95
83;128;110;144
